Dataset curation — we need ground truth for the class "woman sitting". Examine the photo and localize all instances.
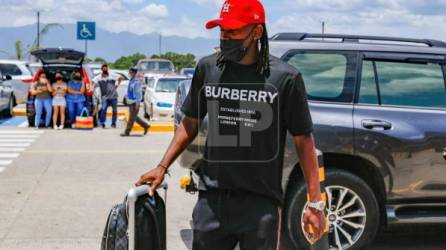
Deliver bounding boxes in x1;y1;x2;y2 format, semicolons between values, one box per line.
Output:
66;71;86;128
52;72;67;130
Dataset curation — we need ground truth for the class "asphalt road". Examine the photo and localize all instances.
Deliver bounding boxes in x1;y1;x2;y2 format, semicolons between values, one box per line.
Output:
0;128;444;250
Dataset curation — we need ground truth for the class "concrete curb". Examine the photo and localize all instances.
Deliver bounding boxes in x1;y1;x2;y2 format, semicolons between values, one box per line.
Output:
13;108;175;132
13;109;127;117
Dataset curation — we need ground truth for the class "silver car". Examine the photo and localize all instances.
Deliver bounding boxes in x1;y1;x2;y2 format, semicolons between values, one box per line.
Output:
0;73;15;117
0;60;33;104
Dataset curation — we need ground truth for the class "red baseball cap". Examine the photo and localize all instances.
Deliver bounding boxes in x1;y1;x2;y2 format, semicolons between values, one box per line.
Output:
205;0;266;30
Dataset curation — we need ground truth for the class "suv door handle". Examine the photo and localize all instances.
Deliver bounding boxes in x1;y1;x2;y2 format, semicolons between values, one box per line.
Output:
362;120;392;130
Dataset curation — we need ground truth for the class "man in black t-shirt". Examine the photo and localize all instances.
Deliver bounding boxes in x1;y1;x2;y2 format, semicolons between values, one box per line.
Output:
136;0;326;249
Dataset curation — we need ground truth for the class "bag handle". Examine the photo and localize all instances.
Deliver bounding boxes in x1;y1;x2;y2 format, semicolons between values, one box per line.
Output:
79;107;90;117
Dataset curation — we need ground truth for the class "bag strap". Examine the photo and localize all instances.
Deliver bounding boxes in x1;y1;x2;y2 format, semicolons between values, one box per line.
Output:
79;107;90;117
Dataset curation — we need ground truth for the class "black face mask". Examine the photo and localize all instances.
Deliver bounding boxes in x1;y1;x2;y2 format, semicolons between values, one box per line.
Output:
55;76;63;81
74;76;81;80
220;28;256;63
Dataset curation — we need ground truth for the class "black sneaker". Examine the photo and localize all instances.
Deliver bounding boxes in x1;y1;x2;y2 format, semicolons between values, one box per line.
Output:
111;124;117;129
120;133;130;137
144;125;151;135
101;124;106;129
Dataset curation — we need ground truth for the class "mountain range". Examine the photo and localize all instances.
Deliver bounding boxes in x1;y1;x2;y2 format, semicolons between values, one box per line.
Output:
0;24;219;62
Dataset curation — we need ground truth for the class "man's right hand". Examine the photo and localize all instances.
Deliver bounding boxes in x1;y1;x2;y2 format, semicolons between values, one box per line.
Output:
135;165;167;196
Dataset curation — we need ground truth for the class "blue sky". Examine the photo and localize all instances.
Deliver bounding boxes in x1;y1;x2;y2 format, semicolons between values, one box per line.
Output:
1;0;446;41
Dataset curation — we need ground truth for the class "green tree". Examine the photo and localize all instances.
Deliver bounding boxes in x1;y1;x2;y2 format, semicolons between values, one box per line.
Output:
29;23;63;53
113;53;146;69
14;40;25;60
93;57;107;64
151;52;196;72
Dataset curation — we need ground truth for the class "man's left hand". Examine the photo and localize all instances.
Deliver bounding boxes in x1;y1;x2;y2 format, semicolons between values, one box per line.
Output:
303;207;326;244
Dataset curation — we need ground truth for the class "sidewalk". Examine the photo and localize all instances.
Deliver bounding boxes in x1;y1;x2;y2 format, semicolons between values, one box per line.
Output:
12;105;175;132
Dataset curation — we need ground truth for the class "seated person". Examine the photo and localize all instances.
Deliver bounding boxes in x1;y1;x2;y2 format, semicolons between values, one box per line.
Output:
66;71;85;128
52;72;68;130
30;71;53;128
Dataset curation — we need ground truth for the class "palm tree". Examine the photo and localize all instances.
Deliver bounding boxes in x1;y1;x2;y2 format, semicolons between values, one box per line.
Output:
29;23;63;52
15;40;24;60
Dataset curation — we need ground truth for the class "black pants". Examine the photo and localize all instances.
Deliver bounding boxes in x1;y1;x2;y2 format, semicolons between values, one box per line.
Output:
192;189;282;250
125;103;149;134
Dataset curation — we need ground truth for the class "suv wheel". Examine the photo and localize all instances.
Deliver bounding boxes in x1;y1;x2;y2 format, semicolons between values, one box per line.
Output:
3;95;14;118
285;169;380;250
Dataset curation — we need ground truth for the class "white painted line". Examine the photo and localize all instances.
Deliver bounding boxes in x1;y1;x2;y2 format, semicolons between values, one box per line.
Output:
0;139;35;143
0;143;31;147
0;160;13;165
18;121;28;128
0;135;40;139
0;153;19;158
0;130;43;134
0;167;5;173
0;148;25;152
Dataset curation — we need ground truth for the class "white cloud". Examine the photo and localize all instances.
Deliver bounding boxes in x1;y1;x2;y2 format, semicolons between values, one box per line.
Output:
140;3;169;18
0;0;212;38
122;0;143;3
191;0;224;7
272;0;446;41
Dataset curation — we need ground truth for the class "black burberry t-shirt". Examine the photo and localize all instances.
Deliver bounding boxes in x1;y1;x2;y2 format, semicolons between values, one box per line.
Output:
181;54;313;204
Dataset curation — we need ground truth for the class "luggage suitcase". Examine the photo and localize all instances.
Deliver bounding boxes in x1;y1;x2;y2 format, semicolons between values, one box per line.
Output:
128;184;167;250
101;183;168;250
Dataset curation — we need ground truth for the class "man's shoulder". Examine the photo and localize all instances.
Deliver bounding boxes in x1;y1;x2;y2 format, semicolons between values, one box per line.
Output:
268;55;301;79
196;53;218;69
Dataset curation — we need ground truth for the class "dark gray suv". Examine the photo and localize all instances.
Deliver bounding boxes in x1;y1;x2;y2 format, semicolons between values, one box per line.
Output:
175;33;446;250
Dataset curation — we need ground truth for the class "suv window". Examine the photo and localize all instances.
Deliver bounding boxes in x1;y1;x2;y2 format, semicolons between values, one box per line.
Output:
284;51;357;103
0;63;23;76
359;60;446;109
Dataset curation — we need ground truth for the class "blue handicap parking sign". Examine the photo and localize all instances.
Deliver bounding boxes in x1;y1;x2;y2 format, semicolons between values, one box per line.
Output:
77;21;96;41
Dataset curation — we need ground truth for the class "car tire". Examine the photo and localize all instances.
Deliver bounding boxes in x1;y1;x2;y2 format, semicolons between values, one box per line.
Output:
285;169;380;250
2;95;14;118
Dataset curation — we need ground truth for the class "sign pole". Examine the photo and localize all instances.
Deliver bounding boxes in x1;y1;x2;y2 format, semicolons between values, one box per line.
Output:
85;40;88;56
77;21;95;58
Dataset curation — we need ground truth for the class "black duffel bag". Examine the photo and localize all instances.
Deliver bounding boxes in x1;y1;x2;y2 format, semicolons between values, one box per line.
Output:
101;189;166;250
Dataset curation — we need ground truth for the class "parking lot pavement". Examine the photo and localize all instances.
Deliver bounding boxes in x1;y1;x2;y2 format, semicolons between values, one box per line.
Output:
0;129;445;250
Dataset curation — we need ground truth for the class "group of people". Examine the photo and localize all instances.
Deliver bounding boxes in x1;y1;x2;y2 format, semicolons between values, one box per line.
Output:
31;71;85;129
31;64;150;136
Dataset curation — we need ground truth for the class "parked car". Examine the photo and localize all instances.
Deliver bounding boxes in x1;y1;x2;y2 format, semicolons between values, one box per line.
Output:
175;33;446;250
85;63;102;77
28;63;42;75
179;67;195;78
144;75;187;120
27;48;95;127
135;58;175;94
0;73;15;117
109;69;130;105
0;60;34;104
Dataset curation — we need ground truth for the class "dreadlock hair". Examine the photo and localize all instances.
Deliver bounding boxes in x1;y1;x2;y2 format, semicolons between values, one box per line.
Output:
216;23;271;78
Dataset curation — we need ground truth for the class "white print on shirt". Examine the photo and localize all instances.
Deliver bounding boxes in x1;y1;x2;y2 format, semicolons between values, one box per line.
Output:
205;86;278;104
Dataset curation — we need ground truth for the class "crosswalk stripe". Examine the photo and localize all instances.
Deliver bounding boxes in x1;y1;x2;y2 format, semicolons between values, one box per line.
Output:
0;129;43;174
0;143;31;147
0;160;13;165
0;135;40;139
18;121;28;128
0;153;19;158
0;139;35;143
0;148;25;152
0;130;43;134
